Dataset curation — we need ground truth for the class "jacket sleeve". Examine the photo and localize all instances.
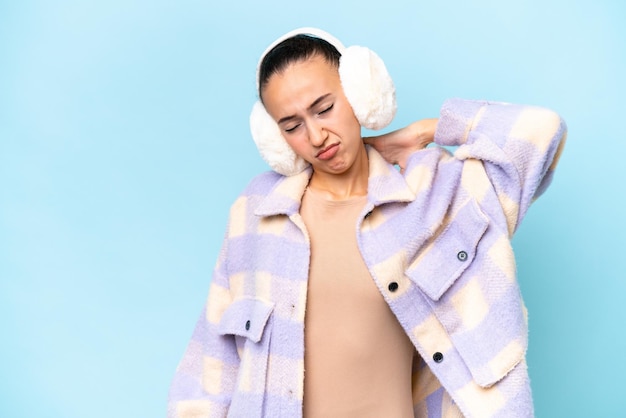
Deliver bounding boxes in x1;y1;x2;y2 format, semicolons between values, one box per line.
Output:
167;236;237;418
434;98;567;235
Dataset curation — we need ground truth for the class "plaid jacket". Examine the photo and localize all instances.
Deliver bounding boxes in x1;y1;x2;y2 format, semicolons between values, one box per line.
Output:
168;98;567;418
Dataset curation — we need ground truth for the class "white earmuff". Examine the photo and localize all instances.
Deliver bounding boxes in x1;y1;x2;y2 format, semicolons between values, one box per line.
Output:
250;27;396;176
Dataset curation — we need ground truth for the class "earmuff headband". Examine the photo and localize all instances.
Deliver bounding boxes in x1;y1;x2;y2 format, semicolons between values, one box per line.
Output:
255;27;347;91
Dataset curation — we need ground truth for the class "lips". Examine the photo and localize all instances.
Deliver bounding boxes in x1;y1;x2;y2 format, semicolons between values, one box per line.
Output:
316;143;339;160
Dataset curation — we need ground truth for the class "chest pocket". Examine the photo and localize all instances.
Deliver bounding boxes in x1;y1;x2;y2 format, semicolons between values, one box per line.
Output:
406;199;489;301
218;297;274;417
405;199;527;388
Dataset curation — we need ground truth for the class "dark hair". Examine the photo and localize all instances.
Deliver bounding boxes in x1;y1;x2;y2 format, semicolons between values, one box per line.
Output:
258;34;341;101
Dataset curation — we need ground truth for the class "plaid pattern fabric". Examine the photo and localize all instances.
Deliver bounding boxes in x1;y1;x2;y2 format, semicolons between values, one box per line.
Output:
168;99;567;418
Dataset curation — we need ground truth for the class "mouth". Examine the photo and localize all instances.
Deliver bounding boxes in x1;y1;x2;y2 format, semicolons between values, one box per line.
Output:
316;143;339;160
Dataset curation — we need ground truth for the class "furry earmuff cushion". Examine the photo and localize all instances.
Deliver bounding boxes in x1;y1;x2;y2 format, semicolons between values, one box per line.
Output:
250;27;396;176
339;45;396;130
249;101;311;176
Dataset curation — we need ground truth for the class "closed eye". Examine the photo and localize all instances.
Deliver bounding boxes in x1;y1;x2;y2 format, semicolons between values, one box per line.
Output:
319;104;334;115
284;123;301;133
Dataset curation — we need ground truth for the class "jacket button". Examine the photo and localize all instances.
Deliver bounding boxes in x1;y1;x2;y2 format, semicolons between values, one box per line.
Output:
245;320;251;331
388;282;399;292
457;250;468;261
433;352;444;363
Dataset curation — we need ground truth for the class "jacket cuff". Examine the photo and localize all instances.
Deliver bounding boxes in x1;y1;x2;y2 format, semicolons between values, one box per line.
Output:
434;98;487;146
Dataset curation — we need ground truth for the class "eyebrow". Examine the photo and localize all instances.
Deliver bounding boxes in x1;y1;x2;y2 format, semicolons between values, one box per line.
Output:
277;93;332;125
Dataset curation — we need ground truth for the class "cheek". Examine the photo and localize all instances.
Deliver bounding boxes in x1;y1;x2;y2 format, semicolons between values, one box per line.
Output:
339;113;362;138
284;134;310;157
337;102;361;133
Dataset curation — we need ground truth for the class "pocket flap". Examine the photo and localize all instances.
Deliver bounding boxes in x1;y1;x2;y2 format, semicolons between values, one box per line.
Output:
218;297;275;343
406;200;488;301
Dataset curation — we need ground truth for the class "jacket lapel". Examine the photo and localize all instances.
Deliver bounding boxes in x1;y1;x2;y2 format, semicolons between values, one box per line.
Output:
254;146;417;218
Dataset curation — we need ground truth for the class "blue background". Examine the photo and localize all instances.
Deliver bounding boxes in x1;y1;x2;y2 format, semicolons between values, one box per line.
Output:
1;0;624;416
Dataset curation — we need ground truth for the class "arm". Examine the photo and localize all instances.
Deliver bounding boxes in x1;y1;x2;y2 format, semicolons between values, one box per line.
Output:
167;240;237;418
366;98;567;234
435;98;567;234
363;118;438;173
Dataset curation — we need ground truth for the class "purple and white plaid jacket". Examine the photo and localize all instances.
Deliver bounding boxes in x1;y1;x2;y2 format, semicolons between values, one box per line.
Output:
168;98;567;418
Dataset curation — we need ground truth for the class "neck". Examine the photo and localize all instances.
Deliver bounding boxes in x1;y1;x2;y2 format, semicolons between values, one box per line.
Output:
308;145;369;201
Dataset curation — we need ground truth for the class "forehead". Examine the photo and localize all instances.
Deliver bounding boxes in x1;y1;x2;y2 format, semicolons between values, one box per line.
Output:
261;56;341;112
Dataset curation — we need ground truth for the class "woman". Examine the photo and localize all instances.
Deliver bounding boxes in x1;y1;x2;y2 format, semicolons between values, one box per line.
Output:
168;28;567;418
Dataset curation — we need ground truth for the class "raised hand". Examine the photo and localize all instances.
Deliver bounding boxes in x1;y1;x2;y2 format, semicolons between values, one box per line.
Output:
363;118;438;172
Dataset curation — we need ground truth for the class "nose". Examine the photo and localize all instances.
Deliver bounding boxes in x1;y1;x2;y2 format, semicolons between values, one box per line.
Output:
307;119;328;147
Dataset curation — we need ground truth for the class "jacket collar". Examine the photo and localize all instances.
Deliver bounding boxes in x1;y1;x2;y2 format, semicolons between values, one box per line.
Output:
254;146;416;217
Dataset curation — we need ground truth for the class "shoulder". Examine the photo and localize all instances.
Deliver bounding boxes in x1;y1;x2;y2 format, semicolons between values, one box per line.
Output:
237;170;284;198
224;171;281;216
402;145;458;187
226;169;304;221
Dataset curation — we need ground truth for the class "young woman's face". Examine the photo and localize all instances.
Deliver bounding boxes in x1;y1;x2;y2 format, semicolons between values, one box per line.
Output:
261;55;364;176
